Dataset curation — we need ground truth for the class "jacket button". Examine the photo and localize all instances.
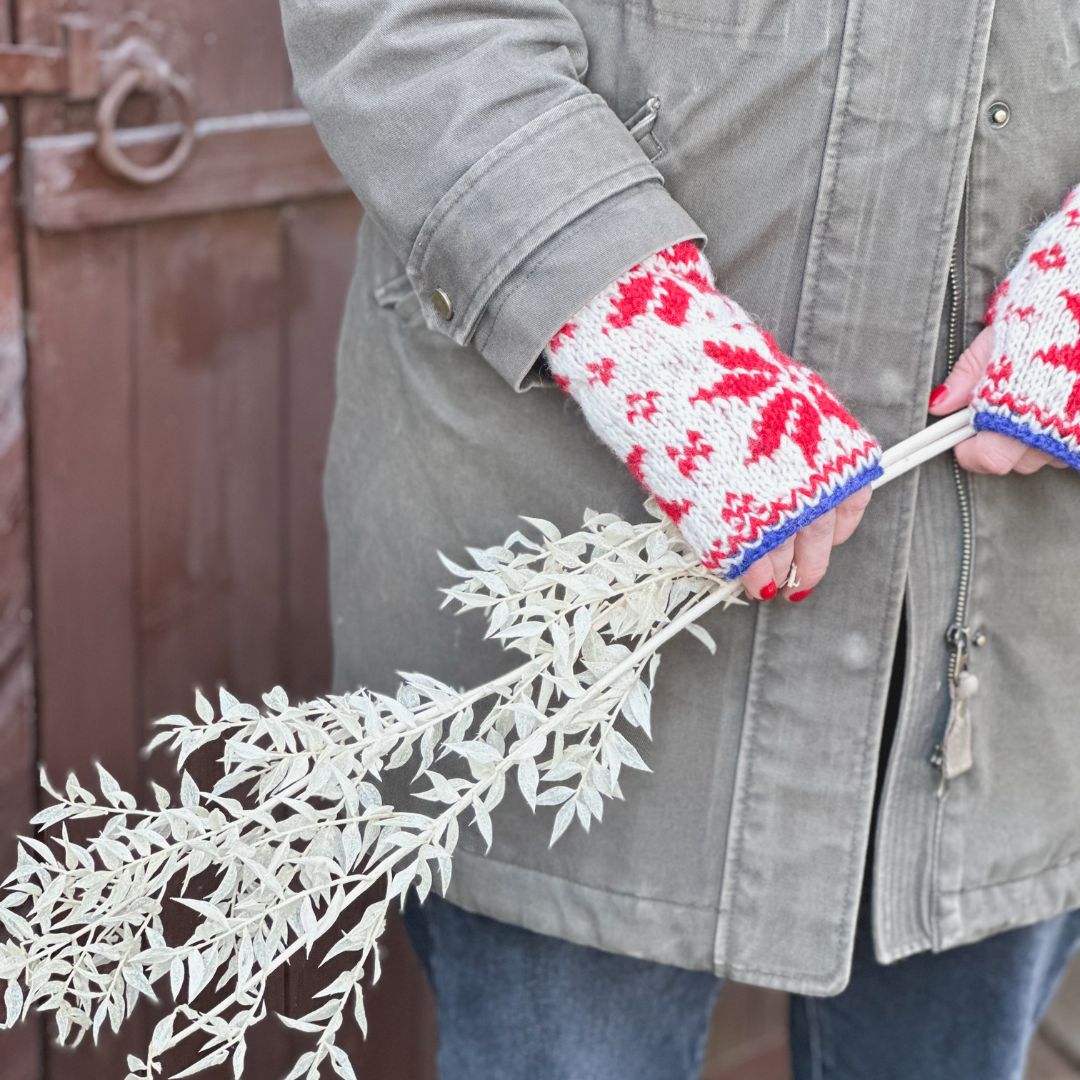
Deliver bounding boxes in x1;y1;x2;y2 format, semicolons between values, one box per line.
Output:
432;288;454;321
988;101;1010;128
972;629;988;647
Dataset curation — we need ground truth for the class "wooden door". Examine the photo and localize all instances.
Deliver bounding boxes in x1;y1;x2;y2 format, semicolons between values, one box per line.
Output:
0;0;435;1076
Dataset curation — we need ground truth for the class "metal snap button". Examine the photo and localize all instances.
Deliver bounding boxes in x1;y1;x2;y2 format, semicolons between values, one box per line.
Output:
988;101;1010;128
431;288;454;321
972;629;988;647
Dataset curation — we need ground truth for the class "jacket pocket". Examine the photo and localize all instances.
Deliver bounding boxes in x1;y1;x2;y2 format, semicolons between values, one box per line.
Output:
620;0;789;35
621;95;665;163
372;269;425;330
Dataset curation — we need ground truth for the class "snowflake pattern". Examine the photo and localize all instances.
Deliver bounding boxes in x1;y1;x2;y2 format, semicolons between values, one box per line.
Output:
543;241;882;578
974;182;1080;470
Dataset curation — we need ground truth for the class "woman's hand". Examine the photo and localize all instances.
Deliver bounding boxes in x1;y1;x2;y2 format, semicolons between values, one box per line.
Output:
542;242;883;601
737;483;874;602
928;325;1068;475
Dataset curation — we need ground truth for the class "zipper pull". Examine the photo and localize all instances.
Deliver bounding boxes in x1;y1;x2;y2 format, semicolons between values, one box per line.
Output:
932;626;979;796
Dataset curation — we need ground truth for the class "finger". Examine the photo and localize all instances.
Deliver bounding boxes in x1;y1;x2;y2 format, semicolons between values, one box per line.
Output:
738;554;779;601
783;510;835;600
833;485;873;546
928;325;994;414
1011;446;1060;474
768;536;796;592
954;429;1029;475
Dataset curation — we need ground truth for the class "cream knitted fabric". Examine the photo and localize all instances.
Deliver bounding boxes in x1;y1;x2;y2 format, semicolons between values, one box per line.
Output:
542;242;882;579
973;181;1080;468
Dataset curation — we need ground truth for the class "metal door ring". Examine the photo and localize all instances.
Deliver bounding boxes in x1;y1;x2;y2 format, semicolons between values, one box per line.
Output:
95;65;196;186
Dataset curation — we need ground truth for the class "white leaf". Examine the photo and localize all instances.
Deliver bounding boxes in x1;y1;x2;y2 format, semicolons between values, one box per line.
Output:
283;1053;316;1080
172;1048;229;1077
3;981;22;1027
516;757;539;810
276;1013;323;1034
194;688;214;724
300;897;317;944
684;621;717;655
473;801;493;852
169;955;184;1000
608;730;650;772
218;686;240;716
188;949;207;999
549;800;576;847
535;786;574;806
180;771;199;810
329;1046;358;1080
519;516;561;542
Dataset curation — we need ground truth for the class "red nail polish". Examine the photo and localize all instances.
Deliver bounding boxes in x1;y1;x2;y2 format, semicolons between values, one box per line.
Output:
759;581;778;601
789;588;814;603
928;385;948;408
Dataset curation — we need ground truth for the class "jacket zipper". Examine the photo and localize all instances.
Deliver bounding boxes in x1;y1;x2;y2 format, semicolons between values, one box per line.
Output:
929;176;979;794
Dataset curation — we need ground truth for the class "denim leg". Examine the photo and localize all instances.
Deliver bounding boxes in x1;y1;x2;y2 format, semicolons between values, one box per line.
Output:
401;890;724;1080
788;881;1080;1079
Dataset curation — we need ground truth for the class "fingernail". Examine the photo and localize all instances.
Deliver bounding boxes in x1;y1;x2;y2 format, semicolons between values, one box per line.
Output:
759;581;778;601
789;588;814;603
928;384;948;408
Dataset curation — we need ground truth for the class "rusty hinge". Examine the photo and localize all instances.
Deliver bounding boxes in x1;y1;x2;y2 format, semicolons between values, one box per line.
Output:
0;16;100;100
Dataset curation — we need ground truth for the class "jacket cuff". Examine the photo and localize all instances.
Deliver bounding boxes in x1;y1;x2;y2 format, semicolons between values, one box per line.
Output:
403;91;706;390
474;182;708;390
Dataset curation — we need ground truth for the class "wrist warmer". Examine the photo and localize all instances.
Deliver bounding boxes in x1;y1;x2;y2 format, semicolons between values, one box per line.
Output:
973;182;1080;468
542;242;882;580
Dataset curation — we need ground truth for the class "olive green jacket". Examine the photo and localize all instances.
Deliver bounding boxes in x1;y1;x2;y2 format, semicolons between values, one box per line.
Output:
280;0;1080;994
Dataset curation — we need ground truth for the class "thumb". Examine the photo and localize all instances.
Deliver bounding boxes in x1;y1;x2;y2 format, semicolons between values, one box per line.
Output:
928;325;994;414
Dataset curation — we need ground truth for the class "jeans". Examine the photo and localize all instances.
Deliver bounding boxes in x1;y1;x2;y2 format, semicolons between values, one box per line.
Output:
402;887;1080;1080
402;612;1080;1079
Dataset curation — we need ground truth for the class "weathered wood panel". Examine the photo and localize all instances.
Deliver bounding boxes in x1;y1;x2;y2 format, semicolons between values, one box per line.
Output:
279;197;353;698
133;208;285;721
25;112;347;232
28;223;143;1080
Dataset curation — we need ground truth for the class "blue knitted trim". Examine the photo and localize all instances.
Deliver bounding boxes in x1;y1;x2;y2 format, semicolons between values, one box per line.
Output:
722;458;884;581
973;411;1080;472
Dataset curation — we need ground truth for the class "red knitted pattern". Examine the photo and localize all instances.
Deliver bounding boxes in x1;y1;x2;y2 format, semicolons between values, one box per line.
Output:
542;241;882;579
974;182;1080;466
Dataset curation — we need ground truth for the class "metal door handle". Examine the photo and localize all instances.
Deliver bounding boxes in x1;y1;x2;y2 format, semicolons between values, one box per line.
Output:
94;39;197;186
0;17;198;186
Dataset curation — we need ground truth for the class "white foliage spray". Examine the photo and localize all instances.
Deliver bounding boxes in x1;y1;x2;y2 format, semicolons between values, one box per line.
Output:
0;414;973;1078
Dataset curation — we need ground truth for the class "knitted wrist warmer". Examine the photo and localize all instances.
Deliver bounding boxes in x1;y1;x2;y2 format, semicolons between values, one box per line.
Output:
973;182;1080;468
542;242;883;580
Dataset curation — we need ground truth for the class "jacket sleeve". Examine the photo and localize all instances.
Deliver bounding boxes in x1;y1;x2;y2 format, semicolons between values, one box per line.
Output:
278;0;708;391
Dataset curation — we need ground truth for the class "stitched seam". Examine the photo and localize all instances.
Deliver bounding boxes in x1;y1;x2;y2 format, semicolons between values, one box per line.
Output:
455;160;663;341
879;1;987;958
941;847;1080;896
474;182;701;357
587;0;789;33
814;0;908;980
408;93;600;279
473;188;639;352
878;579;921;949
796;0;864;356
452;845;717;910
